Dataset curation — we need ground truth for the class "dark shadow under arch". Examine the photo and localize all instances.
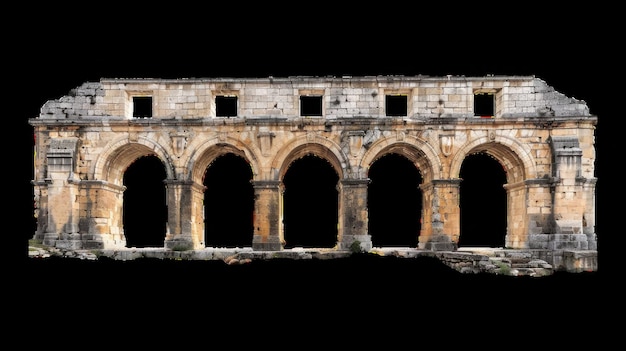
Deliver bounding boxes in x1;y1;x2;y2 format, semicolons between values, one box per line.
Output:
368;153;422;247
283;154;339;249
123;155;168;248
459;152;507;247
203;153;255;248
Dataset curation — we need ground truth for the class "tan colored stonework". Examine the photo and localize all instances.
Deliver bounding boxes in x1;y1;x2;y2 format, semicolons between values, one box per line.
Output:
30;75;598;260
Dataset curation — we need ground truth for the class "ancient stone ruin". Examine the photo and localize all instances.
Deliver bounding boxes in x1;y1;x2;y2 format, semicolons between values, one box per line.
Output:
29;75;598;273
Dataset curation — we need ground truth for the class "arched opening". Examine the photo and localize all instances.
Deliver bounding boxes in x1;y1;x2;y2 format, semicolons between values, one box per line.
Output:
283;154;339;249
368;153;422;247
203;153;255;248
122;155;168;248
459;152;507;247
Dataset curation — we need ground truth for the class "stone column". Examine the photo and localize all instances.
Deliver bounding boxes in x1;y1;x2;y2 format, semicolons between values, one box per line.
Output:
164;180;205;250
337;178;371;251
251;180;283;251
418;179;460;251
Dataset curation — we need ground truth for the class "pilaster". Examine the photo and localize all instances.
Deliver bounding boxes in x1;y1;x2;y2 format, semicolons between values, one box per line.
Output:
337;178;372;251
164;180;205;250
251;180;283;250
42;138;82;249
80;180;126;249
546;136;590;250
418;179;460;251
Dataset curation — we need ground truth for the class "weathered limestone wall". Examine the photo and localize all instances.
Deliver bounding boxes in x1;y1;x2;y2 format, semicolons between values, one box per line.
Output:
30;75;598;268
38;76;592;121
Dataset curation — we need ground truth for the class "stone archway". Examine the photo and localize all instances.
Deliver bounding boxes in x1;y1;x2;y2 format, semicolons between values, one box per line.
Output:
458;152;507;248
277;143;344;249
123;155;168;248
282;153;340;248
268;135;348;249
94;136;175;185
450;136;532;249
367;152;423;247
91;139;174;249
183;142;259;249
203;152;255;248
362;140;439;249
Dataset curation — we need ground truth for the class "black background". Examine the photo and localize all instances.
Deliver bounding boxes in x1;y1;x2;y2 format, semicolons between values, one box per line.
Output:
11;3;617;342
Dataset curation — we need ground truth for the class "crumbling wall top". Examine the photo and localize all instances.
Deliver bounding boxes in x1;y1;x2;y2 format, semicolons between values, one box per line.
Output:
33;75;594;121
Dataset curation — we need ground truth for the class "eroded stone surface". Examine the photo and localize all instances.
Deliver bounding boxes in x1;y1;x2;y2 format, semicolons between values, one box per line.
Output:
29;75;598;273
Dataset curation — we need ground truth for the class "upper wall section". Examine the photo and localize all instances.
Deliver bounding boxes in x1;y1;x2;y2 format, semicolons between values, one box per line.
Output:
37;75;593;120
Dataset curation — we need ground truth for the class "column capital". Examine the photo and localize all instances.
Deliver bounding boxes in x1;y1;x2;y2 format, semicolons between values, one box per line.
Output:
163;179;195;186
80;180;126;192
251;180;281;189
340;178;370;187
421;178;462;190
431;178;463;186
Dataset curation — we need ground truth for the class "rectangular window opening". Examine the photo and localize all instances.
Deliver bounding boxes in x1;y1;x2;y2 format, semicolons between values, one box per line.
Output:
474;93;494;118
216;95;238;117
133;96;152;118
300;95;323;117
385;95;408;117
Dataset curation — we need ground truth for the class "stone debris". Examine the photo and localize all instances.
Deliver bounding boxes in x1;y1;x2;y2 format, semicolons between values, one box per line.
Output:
28;245;557;277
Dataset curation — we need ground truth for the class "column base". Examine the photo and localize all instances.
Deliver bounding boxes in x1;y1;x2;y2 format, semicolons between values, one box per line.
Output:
80;236;105;250
338;234;372;252
41;232;58;247
165;236;196;251
418;234;457;251
53;232;83;250
252;235;284;251
528;233;590;250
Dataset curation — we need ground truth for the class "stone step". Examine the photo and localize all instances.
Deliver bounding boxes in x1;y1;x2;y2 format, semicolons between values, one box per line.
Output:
489;256;553;277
